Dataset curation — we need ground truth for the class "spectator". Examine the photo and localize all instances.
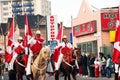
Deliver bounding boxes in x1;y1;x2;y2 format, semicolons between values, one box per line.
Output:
81;52;88;77
99;52;106;77
94;57;100;77
78;55;83;76
106;54;112;78
88;53;95;77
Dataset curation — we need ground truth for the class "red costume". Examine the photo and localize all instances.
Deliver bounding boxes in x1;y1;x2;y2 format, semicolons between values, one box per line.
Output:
5;40;14;63
25;30;45;75
52;41;73;70
30;37;44;54
14;42;24;54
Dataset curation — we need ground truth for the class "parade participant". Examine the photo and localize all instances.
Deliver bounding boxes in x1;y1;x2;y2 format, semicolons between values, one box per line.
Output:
8;36;24;70
25;30;45;76
52;35;73;71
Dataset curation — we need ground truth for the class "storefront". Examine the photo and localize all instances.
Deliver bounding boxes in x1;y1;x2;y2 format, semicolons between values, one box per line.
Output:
72;0;118;56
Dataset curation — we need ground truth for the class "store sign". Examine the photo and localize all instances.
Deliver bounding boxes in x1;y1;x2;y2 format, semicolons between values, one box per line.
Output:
101;12;118;30
47;15;58;41
73;20;96;37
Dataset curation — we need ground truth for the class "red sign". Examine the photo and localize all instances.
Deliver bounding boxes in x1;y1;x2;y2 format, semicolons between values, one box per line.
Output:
73;20;96;37
101;12;118;30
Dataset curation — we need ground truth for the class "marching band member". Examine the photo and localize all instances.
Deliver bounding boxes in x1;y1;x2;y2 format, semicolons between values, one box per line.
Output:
25;30;45;76
52;35;73;71
8;36;24;70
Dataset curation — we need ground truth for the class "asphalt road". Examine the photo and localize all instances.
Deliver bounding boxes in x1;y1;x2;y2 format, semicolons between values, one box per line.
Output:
2;71;114;80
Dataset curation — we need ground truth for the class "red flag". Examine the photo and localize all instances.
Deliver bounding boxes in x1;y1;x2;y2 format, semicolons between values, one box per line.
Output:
52;22;63;63
5;17;15;62
112;6;120;64
56;22;63;41
23;13;32;47
23;13;32;66
8;17;15;39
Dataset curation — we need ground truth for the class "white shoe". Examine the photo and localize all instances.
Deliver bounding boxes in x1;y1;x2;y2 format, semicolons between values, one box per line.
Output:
85;75;88;77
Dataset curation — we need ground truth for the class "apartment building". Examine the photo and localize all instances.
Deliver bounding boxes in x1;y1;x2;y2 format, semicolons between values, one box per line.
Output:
0;0;51;23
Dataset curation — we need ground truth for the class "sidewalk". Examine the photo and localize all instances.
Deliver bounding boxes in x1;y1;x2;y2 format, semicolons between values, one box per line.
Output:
76;74;114;80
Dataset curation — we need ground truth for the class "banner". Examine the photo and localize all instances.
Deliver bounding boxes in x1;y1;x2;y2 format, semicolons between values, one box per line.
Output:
47;15;58;41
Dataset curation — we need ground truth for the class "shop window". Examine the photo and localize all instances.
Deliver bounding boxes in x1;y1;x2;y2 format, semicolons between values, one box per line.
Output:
87;42;92;52
82;44;86;52
77;40;98;55
93;41;98;55
3;2;8;5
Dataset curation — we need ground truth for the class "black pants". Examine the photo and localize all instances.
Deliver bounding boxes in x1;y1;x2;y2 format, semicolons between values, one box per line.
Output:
89;67;95;77
106;67;112;78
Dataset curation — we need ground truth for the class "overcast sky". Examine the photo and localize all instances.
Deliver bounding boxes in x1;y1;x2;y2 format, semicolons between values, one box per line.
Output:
0;0;119;27
49;0;120;27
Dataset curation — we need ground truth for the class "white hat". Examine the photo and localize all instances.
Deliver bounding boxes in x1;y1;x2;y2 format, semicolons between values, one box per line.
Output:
18;36;23;40
63;35;67;38
36;30;41;34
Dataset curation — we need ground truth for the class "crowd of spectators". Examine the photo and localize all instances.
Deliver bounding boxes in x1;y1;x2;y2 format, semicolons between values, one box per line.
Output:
76;52;114;78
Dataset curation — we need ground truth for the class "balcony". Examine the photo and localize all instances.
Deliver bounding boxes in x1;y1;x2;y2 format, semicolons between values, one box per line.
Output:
12;9;22;13
25;7;34;12
12;3;22;8
24;2;33;7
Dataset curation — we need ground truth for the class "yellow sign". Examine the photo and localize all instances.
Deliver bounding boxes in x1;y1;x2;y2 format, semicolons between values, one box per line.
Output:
110;30;116;42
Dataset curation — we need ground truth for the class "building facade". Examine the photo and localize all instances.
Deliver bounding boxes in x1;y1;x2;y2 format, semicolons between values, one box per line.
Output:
72;0;118;56
0;0;51;23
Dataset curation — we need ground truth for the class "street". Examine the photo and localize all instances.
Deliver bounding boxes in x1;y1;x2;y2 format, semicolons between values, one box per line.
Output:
3;71;114;80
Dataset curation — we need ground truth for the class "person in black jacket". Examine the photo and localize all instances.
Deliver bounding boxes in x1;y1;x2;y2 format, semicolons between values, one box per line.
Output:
81;52;88;77
88;52;95;77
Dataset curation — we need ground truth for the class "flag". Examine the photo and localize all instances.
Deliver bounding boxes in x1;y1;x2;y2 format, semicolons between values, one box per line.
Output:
112;6;120;64
56;22;63;42
5;17;15;62
52;22;63;62
23;13;32;47
52;22;63;70
23;13;32;67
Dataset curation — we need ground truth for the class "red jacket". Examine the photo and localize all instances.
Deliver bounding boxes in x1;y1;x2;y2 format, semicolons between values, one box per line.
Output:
14;42;24;54
30;37;44;54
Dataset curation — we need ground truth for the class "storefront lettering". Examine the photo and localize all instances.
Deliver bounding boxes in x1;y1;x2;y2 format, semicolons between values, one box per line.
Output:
73;20;96;37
